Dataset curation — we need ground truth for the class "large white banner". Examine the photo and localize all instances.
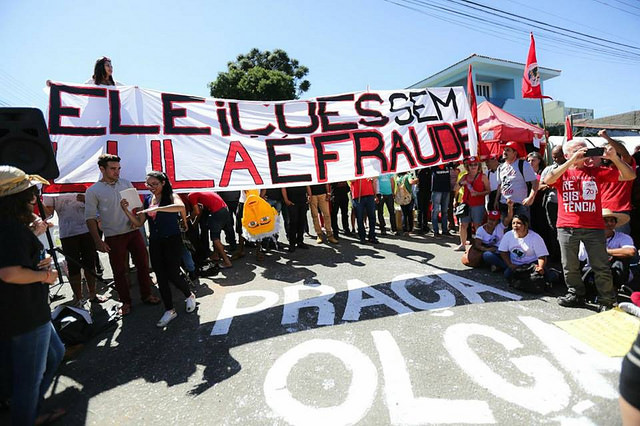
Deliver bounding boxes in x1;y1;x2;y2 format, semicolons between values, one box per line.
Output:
45;82;477;193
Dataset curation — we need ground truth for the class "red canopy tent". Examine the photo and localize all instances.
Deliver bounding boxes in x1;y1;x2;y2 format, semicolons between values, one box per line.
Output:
477;101;545;158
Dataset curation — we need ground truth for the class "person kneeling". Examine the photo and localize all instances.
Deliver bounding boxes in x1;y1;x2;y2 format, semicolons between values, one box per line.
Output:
483;214;558;286
462;204;513;268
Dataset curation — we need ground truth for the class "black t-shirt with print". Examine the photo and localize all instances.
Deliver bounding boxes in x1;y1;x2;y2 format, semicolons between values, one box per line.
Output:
0;218;50;338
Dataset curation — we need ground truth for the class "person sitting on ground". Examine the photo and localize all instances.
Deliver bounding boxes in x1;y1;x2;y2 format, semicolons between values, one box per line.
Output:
43;193;108;306
484;214;558;284
579;210;637;295
453;157;490;251
186;191;233;269
464;200;514;269
121;172;197;327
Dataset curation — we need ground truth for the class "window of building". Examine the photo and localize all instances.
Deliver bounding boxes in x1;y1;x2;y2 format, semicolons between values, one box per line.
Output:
476;82;492;98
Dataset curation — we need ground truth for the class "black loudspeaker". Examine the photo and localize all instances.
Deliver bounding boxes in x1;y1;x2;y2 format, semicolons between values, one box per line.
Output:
0;108;59;180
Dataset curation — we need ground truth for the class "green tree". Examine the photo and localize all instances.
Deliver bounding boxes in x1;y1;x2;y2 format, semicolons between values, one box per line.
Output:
209;48;311;101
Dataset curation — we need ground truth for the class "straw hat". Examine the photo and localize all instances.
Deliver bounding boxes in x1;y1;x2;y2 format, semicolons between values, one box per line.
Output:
602;208;630;227
0;165;48;197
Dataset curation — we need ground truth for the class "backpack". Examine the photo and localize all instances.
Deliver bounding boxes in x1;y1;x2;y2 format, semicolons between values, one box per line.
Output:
394;184;412;206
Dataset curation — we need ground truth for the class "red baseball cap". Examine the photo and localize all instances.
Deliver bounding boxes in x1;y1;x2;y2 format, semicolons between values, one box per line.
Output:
504;141;518;150
465;156;480;164
488;210;501;220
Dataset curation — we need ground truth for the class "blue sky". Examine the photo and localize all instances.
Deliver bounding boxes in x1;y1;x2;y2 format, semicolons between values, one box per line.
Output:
1;0;638;118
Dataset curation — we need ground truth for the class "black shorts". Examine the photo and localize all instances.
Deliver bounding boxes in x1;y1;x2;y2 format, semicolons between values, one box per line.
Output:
207;207;230;241
620;331;640;410
60;232;96;276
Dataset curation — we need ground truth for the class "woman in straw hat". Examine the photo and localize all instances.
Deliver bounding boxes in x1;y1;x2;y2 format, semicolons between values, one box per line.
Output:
0;165;66;424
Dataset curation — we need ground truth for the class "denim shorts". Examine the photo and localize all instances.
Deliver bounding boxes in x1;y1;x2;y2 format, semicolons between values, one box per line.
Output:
460;205;486;224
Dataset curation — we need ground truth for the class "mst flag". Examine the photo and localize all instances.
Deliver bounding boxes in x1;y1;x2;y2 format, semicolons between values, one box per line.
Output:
522;33;551;99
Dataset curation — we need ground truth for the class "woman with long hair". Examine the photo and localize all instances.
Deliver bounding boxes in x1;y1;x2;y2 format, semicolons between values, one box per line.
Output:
87;56;119;86
121;171;196;327
484;214;557;283
0;166;66;425
453;157;490;251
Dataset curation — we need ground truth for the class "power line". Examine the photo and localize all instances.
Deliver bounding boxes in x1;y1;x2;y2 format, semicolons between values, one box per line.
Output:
590;0;640;17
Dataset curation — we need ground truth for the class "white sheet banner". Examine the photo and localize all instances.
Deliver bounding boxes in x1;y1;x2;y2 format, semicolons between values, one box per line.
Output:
45;82;477;193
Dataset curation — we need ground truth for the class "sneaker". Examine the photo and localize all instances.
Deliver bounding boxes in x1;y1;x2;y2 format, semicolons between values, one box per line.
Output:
598;302;616;312
297;242;309;249
316;237;324;244
157;310;177;327
619;302;640;318
557;293;586;308
368;237;380;244
185;293;197;313
453;244;466;251
327;236;339;244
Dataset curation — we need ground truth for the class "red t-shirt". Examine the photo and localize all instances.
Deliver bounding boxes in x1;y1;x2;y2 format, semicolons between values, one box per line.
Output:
187;192;227;213
462;173;485;207
552;166;620;229
599;158;635;212
350;178;375;199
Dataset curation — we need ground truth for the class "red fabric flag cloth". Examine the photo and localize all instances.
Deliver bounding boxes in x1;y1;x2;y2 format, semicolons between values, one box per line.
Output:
467;64;490;159
564;115;573;142
522;33;551;99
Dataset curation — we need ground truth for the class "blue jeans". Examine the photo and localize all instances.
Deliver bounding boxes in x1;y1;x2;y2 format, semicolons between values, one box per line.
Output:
1;321;65;425
181;245;195;273
431;191;450;233
354;195;376;241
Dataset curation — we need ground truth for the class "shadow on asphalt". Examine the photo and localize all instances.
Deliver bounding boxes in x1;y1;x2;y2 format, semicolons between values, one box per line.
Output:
25;231;572;425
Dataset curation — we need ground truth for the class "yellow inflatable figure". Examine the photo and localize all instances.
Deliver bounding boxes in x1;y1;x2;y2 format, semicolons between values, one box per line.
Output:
241;190;279;241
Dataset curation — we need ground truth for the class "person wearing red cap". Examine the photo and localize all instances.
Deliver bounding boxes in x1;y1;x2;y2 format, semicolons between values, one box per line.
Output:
543;139;636;310
495;142;538;219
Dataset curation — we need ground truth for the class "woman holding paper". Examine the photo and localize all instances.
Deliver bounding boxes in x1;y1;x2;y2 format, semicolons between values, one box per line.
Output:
121;171;196;328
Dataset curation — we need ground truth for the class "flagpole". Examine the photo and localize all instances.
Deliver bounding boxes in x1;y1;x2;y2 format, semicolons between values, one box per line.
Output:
539;98;551;160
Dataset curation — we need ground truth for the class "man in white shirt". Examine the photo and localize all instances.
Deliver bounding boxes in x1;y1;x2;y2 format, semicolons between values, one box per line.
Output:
579;209;637;292
495;141;539;219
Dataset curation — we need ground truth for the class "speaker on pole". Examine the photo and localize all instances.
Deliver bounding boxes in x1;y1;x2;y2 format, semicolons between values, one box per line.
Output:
0;107;59;179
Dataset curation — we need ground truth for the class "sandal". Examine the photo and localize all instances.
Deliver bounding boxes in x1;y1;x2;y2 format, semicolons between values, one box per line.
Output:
118;303;131;316
219;263;233;270
90;294;109;303
143;295;161;305
35;408;66;425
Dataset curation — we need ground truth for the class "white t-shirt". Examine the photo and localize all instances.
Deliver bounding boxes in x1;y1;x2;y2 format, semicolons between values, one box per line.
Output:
43;194;89;239
498;229;549;266
476;222;505;248
578;231;636;265
497;159;538;204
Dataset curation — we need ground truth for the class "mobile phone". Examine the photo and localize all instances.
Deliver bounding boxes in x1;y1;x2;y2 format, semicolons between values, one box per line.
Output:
585;147;604;157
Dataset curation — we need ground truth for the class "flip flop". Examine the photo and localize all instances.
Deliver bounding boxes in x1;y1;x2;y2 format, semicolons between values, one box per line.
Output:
219;264;233;269
35;408;66;425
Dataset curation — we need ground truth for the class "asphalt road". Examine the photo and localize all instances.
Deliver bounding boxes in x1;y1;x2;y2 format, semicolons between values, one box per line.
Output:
8;225;625;425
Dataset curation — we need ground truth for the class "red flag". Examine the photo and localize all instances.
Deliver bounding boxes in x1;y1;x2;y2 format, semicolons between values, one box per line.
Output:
467;65;490;159
522;33;551;99
564;115;573;142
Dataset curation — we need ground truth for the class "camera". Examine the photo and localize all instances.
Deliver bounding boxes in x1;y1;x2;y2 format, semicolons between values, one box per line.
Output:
585;147;605;157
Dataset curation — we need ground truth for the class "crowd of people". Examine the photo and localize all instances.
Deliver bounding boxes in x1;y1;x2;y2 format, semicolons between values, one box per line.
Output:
2;55;640;424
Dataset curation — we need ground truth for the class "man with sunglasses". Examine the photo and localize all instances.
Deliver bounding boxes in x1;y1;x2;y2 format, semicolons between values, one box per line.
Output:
85;154;160;315
495;141;539;219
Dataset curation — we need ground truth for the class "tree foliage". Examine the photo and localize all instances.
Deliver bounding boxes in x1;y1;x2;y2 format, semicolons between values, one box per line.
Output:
209;48;311;101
